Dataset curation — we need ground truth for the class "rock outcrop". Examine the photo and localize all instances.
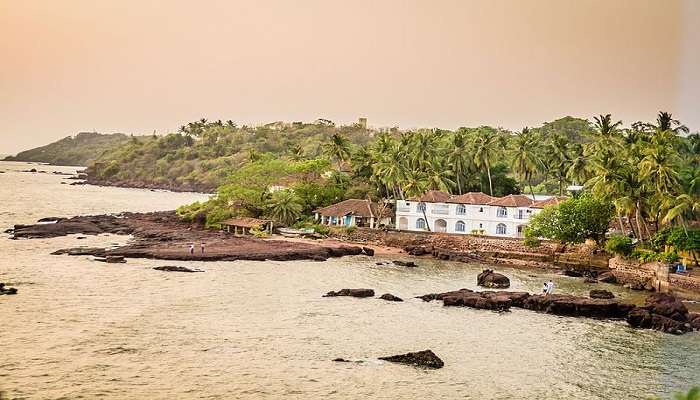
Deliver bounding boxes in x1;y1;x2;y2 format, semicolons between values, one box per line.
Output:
379;293;403;302
393;260;417;268
626;293;694;334
589;289;615;299
441;290;530;311
323;289;375;298
0;283;18;295
521;294;634;319
153;266;203;273
477;269;510;288
379;350;444;369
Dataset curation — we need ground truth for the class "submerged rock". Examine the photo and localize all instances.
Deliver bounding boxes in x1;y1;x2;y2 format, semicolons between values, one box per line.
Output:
361;247;375;256
379;349;444;369
477;269;510;289
104;256;126;263
597;272;617;283
52;247;107;257
379;293;403;302
589;289;615;299
393;260;417;268
521;294;634;319
323;288;375;298
442;290;530;311
626;308;691;335
0;283;18;295
153;266;203;273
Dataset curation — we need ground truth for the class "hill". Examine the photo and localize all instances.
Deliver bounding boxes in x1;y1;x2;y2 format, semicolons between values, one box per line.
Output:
3;132;131;166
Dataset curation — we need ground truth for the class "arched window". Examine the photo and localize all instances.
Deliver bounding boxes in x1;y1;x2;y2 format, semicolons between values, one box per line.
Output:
496;223;507;235
417;202;426;213
435;219;447;233
456;204;466;215
416;218;426;230
455;220;466;232
497;207;508;217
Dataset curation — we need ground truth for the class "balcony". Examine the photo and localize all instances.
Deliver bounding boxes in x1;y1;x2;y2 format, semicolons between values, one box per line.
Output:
432;206;450;215
396;206;411;213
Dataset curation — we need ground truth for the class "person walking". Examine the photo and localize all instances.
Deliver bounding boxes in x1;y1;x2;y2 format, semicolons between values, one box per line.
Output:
546;279;555;295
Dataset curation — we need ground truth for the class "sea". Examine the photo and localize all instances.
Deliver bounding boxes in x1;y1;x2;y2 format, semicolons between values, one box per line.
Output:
0;161;698;399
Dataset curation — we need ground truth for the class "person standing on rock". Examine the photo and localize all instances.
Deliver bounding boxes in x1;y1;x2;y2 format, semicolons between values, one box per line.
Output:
189;243;194;256
546;279;555;295
542;282;548;294
200;242;205;255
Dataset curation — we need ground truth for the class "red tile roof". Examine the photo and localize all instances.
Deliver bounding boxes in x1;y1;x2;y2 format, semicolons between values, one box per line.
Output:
314;199;382;218
530;196;568;209
488;194;534;207
409;190;452;203
221;217;273;228
447;192;494;205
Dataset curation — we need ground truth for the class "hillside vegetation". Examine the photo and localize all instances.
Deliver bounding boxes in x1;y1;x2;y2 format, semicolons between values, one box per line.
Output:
4;132;130;166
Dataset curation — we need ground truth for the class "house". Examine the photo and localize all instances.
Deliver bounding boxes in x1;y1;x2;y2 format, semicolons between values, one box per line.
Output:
221;217;273;235
314;199;391;228
395;191;560;238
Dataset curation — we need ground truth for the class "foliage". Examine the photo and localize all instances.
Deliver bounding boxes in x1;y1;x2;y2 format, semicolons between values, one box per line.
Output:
651;227;700;252
250;226;270;238
523;237;541;248
525;194;614;244
4;132;130;166
266;189;303;226
605;234;634;257
631;248;680;263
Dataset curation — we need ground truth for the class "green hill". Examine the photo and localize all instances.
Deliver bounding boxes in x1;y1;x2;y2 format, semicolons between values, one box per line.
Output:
3;132;131;166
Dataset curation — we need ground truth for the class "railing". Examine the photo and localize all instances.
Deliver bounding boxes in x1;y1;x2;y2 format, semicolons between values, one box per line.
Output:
396;207;411;213
432;207;450;215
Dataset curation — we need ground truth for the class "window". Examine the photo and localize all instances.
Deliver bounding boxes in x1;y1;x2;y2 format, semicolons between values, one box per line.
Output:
497;207;508;217
416;218;426;229
456;220;466;232
479;207;484;212
479;223;483;228
417;202;426;213
496;223;507;235
456;204;466;215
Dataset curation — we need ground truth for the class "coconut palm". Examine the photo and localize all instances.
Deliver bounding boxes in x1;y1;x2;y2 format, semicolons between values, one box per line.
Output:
510;127;543;198
322;133;352;170
446;131;474;194
471;127;504;196
266;189;303;226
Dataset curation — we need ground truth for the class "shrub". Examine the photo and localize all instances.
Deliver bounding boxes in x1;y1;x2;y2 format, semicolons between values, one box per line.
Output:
605;234;634;257
526;193;614;244
523;237;541;248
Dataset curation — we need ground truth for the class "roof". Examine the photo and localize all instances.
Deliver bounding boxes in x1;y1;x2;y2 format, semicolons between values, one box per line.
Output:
530;196;567;209
447;192;494;205
487;194;534;208
221;217;273;228
314;199;380;218
409;190;452;203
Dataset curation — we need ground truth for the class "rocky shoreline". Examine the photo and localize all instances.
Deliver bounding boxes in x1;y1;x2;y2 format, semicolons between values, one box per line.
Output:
84;176;215;194
7;211;363;262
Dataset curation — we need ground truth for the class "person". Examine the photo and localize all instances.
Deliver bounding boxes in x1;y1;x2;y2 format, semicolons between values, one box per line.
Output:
542;282;548;294
200;242;205;255
546;279;555;295
189;243;194;255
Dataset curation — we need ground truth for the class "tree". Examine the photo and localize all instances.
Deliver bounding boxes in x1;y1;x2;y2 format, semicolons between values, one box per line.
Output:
322;133;352;170
525;193;614;244
471;127;504;196
266;189;303;226
446;131;474;194
510;127;543;198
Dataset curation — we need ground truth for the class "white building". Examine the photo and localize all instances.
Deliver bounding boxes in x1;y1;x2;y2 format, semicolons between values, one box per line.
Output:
314;199;392;229
395;190;562;238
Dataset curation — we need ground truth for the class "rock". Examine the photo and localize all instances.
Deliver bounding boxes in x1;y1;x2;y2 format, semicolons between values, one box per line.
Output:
332;358;350;362
0;283;18;295
153;266;203;272
563;270;584;277
37;217;63;223
597;272;617;283
477;269;510;289
583;277;598;284
623;283;645;290
379;349;444;369
687;313;700;330
361;247;375;256
393;260;417;268
521;294;634;319
404;245;432;256
379;293;403;302
643;293;688;321
104;256;126;263
589;289;615;299
51;247;106;257
440;290;530;311
626;308;692;335
323;288;375;298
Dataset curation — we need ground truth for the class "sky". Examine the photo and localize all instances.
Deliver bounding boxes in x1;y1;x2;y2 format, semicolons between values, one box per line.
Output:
1;0;698;154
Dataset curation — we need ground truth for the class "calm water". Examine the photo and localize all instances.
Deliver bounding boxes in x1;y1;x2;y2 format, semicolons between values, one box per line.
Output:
1;161;698;399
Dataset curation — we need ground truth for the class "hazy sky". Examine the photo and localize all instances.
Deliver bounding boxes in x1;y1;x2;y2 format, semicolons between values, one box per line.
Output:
1;0;698;154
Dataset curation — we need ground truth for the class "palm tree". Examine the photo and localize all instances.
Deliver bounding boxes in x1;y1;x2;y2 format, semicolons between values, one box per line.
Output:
446;131;474;194
510;127;543;198
566;143;590;186
322;133;352;170
471;127;503;196
654;111;689;135
266;190;303;226
545;133;571;196
425;160;455;192
639;138;680;195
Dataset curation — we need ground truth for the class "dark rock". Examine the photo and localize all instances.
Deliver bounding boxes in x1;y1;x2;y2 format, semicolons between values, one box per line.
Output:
563;269;584;277
404;245;432;256
70;181;88;185
393;260;417;268
361;247;375;256
441;290;530;311
379;349;444;369
0;283;18;295
323;288;375;298
521;294;634;319
623;282;646;290
52;247;107;257
104;256;126;263
477;269;510;289
597;272;617;283
153;266;203;273
37;217;63;223
626;308;692;335
583;277;598;284
688;313;700;330
643;293;688;321
589;289;615;299
311;255;328;261
333;358;350;362
379;293;403;302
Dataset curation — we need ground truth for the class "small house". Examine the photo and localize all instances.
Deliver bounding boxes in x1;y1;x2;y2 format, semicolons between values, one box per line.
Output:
314;199;390;228
221;217;273;236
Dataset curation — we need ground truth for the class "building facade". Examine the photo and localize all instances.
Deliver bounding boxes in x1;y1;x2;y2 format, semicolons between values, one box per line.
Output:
314;199;391;229
395;191;560;238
